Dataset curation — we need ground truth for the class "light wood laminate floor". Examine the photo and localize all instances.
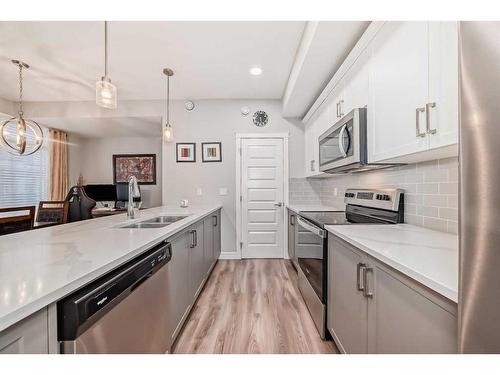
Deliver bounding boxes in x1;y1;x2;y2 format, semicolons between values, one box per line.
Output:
173;259;337;354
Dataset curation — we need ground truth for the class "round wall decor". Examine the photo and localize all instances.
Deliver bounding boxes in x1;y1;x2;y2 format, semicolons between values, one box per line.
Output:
240;106;250;116
252;110;269;127
185;100;195;111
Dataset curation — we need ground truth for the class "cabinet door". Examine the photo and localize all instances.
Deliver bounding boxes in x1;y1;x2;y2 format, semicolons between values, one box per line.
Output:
203;216;214;276
213;210;221;261
0;308;48;354
166;230;191;342
304;118;317;177
287;210;296;261
189;221;205;301
343;48;370;113
428;21;459;149
327;235;368;353
368;21;430;162
367;257;458;353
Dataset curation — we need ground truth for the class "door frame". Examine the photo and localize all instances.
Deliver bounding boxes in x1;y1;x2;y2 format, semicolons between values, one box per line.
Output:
235;133;289;259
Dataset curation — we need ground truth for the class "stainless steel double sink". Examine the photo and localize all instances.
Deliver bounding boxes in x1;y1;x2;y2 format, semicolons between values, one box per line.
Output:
120;215;188;229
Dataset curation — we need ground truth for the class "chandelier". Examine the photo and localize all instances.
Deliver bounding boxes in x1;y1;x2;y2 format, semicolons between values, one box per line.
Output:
0;60;43;156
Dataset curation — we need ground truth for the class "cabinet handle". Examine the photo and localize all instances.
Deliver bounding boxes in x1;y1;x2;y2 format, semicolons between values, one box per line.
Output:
212;215;218;227
194;230;198;247
189;230;196;248
310;159;315;172
357;262;366;291
363;267;374;298
339;100;344;117
290;214;295;226
415;107;426;138
336;102;340;118
425;102;437;134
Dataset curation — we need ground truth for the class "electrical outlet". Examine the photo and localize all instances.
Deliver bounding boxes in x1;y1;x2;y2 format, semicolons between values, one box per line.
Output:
196;188;203;196
219;187;228;196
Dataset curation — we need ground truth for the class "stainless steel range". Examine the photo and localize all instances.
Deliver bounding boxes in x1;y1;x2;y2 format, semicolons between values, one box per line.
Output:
294;188;404;339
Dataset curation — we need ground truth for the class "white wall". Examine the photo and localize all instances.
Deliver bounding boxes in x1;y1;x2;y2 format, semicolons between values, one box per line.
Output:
163;99;305;256
68;135;163;208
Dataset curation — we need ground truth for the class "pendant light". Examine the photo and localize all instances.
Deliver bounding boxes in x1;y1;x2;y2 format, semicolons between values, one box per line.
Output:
0;60;43;156
163;68;174;142
96;21;117;109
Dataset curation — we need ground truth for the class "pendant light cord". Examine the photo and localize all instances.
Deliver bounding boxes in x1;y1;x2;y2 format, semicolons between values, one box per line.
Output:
104;21;108;78
166;75;170;125
18;63;23;116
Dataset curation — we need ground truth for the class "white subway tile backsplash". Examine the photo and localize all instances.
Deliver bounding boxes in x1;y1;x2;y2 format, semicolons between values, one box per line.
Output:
289;157;459;234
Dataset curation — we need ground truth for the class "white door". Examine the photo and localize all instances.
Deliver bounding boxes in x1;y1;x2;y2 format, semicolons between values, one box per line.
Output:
241;138;284;258
368;21;430;162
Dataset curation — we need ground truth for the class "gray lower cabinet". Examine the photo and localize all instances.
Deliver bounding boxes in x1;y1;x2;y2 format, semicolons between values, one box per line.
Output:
287;209;296;265
165;209;221;351
327;234;457;354
165;229;191;348
0;308;49;354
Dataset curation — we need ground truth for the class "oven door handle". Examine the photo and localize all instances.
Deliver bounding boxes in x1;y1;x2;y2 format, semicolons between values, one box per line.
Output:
297;216;326;238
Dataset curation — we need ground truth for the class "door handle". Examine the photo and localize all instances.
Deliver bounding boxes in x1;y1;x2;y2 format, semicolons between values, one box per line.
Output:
416;107;426;138
338;124;348;157
363;267;374;298
357;262;366;291
274;202;283;207
425;102;437;134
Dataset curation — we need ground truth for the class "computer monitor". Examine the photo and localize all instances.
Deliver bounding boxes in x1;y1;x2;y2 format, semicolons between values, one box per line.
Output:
115;183;129;202
83;184;117;202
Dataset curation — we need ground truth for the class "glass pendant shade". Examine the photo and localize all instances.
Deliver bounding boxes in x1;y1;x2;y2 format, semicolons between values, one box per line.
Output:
163;124;173;143
96;77;117;109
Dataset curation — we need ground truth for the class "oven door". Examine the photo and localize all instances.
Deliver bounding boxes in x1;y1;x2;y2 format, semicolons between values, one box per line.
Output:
319;108;365;172
296;216;326;302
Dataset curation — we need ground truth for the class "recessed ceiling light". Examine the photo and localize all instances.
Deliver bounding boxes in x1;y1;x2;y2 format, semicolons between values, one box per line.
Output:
250;66;262;76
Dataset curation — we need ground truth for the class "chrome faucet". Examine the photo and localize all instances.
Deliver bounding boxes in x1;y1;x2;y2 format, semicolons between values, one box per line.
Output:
127;175;141;219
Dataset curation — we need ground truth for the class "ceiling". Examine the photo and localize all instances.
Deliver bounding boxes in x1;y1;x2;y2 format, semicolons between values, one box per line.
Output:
35;116;162;138
0;21;306;102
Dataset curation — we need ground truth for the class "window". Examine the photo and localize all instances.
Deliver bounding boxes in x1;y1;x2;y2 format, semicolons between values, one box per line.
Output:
0;128;50;208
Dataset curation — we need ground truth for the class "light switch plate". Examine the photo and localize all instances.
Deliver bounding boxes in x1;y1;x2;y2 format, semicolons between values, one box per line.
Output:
219;187;228;196
196;188;203;196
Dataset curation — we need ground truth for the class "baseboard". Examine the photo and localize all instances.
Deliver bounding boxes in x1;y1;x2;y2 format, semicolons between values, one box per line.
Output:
219;252;242;260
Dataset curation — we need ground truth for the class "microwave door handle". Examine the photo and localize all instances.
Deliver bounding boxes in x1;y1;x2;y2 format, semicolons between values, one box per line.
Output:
338;124;348;157
297;216;326;238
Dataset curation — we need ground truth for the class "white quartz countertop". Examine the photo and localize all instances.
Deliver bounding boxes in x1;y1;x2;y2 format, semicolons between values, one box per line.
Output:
287;204;342;214
325;224;459;302
0;205;222;332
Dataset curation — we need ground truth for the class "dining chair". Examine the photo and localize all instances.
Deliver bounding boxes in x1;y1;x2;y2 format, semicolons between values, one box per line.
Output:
36;201;69;224
0;206;36;236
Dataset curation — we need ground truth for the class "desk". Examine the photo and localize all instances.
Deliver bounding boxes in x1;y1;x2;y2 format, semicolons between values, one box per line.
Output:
91;208;127;218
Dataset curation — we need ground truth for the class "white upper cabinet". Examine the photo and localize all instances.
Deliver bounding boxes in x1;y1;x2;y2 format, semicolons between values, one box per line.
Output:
302;21;458;177
368;22;430;162
427;22;459;149
367;21;459;163
343;48;370;114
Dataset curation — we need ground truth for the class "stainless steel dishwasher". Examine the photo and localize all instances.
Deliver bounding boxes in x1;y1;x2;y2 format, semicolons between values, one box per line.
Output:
58;240;172;354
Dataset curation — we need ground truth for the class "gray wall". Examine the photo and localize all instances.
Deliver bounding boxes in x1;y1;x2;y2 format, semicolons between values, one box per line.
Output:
163;99;305;256
290;157;459;234
68;135;163;208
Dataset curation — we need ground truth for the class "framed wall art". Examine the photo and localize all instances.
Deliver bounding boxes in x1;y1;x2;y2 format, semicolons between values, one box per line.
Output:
113;154;156;185
176;143;196;162
202;142;222;162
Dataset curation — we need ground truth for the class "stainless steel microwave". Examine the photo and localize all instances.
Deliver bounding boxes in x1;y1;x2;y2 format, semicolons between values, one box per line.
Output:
318;108;399;174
